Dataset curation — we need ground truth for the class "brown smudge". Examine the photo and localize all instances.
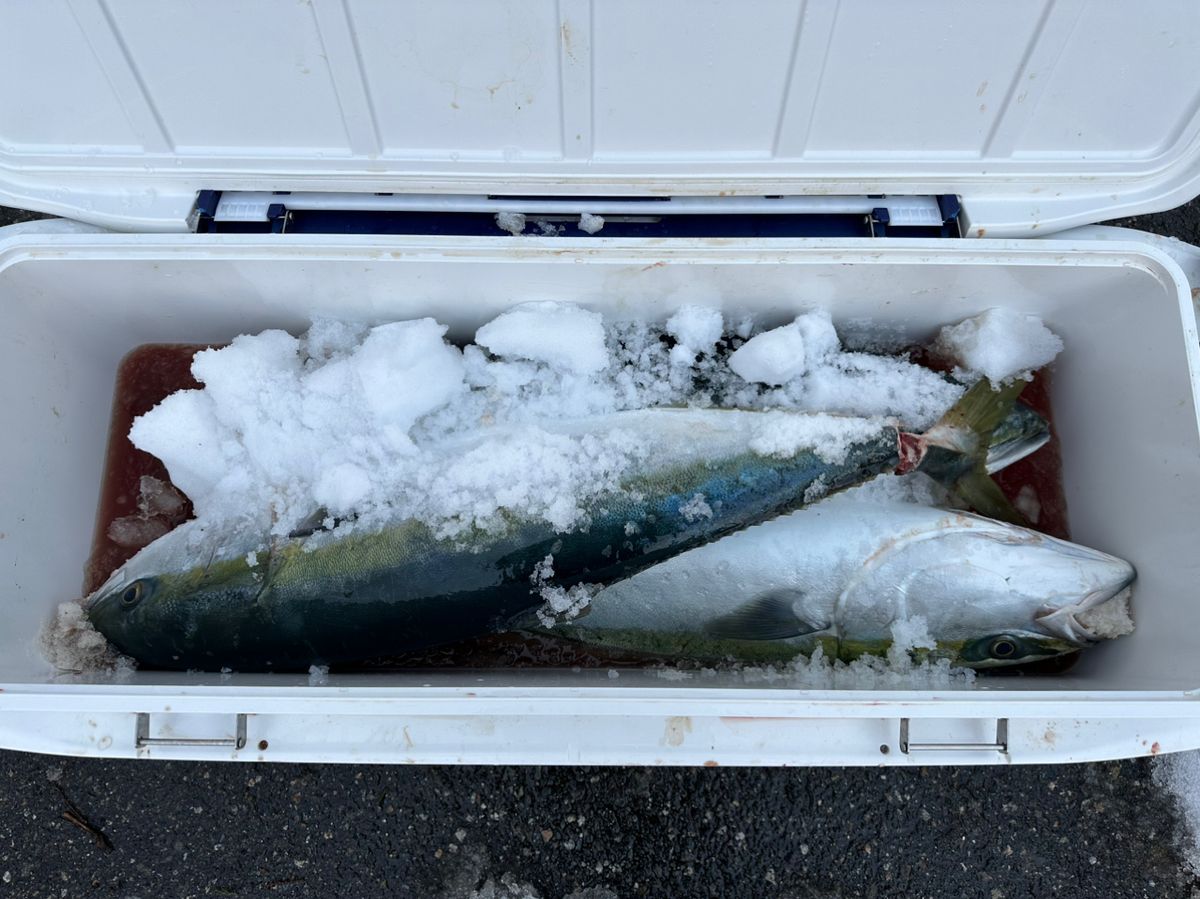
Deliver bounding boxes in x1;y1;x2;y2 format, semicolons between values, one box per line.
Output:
664;716;693;747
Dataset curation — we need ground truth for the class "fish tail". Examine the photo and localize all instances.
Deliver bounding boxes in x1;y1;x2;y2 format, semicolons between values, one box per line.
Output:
901;378;1031;525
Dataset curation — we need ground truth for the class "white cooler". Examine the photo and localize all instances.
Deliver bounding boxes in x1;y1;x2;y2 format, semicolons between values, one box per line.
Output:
1;0;1200;765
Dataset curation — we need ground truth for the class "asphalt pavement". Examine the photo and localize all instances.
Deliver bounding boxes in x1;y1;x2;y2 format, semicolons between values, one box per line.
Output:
2;202;1200;899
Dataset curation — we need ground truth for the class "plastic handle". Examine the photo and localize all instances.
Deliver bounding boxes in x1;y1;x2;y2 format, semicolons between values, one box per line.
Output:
899;717;1008;753
135;712;247;749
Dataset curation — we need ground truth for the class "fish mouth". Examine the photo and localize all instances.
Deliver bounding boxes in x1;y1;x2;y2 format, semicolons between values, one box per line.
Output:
1033;569;1137;645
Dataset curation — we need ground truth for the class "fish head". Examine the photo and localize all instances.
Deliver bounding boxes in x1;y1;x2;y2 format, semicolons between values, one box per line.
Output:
850;510;1136;668
85;522;267;668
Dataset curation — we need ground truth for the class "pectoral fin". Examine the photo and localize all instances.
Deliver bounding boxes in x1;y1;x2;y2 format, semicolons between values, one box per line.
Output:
703;590;825;641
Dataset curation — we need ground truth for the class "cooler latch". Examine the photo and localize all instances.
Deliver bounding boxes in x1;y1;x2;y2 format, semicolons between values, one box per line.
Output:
190;191;963;238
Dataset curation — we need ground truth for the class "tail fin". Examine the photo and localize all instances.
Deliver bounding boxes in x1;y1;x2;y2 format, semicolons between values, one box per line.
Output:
919;378;1031;524
985;401;1051;474
928;378;1030;454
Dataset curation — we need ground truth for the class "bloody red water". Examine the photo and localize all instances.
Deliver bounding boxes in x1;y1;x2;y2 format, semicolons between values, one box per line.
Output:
88;343;1073;670
83;344;211;596
992;371;1070;540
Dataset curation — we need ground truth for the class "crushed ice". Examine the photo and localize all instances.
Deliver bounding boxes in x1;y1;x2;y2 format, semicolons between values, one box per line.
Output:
53;301;1063;680
128;304;1004;553
934;307;1064;386
658;614;977;690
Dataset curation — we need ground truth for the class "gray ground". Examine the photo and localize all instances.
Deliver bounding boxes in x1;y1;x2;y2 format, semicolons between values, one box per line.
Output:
2;202;1199;899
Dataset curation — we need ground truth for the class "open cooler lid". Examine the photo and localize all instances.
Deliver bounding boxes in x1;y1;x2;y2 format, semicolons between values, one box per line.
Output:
3;0;1200;235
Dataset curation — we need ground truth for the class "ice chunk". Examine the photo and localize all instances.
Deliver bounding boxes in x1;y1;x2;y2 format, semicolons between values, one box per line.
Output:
578;212;605;234
303;317;369;364
1077;588;1135;639
748;412;886;464
412;427;640;538
679;493;713;522
802;477;829;504
130;319;466;536
107;516;170;549
728;321;807;385
39;602;134;677
129;390;230;508
308;664;330;686
793;352;964;432
666;305;723;362
107;476;191;549
535;584;595;628
192;330;303;419
475;302;608;374
1014;484;1041;524
829;472;953;507
494;212;526;235
313;462;372;515
754;643;975;690
655;667;694;681
887;615;937;661
351;319;467;449
934;308;1064;385
792;310;841;362
137;476;186;517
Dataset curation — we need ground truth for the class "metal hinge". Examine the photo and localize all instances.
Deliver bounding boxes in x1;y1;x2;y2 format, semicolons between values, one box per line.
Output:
135;712;248;750
190;191;963;238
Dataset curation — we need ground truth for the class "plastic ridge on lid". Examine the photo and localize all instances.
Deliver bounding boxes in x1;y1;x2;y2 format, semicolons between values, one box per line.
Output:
1;2;1199;233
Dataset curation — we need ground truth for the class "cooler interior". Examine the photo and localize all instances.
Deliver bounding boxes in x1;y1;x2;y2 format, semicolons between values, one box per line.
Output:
0;236;1196;694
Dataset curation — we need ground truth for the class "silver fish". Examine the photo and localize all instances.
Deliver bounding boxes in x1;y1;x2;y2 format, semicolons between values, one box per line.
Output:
535;500;1135;668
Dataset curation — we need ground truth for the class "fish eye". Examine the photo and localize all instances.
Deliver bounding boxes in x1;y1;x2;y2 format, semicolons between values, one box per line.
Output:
960;632;1047;666
120;581;145;607
989;636;1018;659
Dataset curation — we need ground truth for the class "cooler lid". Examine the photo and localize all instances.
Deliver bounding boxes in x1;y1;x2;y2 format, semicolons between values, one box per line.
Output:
3;0;1200;235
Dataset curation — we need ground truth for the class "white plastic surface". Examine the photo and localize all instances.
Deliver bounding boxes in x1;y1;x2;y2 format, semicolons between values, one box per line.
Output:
2;1;1200;234
1;229;1199;763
